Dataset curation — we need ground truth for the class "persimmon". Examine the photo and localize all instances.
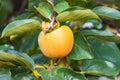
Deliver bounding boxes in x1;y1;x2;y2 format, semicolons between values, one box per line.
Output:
38;25;74;58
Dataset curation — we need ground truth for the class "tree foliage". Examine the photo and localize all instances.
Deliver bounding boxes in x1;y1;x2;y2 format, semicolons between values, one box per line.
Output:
0;0;120;80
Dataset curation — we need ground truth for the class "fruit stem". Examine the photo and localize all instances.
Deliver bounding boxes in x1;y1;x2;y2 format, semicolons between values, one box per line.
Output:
56;58;66;67
64;57;71;68
45;16;55;31
45;0;57;32
56;58;70;68
47;59;54;70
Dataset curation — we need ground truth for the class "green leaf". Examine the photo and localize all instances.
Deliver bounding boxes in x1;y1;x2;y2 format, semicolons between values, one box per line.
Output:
31;54;50;64
11;66;28;76
82;20;103;29
65;0;87;6
88;39;120;70
67;59;82;70
57;68;87;80
0;44;14;52
56;9;100;22
93;6;120;19
0;52;35;70
15;12;33;20
19;30;40;52
28;0;43;12
82;29;120;43
0;61;15;68
0;68;12;80
1;19;41;38
37;67;87;80
35;2;53;18
81;59;119;77
68;32;94;60
54;1;70;13
13;73;37;80
37;67;60;80
63;6;84;11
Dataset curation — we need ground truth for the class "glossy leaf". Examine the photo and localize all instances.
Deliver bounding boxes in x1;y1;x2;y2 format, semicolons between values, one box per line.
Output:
67;59;82;70
37;67;87;80
54;1;70;13
15;12;33;20
10;66;28;76
82;29;120;43
89;39;120;70
28;0;43;12
0;52;35;70
93;6;120;19
81;59;119;77
31;54;50;64
56;9;100;22
0;61;15;68
57;68;87;80
0;68;12;80
82;20;103;29
36;2;53;18
19;30;40;52
13;73;36;80
1;19;41;38
65;0;87;6
63;6;84;11
68;32;94;60
0;44;14;52
37;67;60;80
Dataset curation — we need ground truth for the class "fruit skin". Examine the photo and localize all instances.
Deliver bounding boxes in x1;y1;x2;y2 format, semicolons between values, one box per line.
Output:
38;25;74;58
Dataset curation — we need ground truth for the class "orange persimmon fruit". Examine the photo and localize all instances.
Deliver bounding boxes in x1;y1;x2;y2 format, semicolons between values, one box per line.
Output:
38;25;74;58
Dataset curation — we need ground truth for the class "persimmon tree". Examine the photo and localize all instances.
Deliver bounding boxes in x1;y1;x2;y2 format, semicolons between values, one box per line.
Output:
1;0;120;80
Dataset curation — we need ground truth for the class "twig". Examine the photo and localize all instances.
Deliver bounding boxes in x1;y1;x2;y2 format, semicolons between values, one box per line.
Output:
44;0;57;32
17;0;27;14
45;15;55;31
